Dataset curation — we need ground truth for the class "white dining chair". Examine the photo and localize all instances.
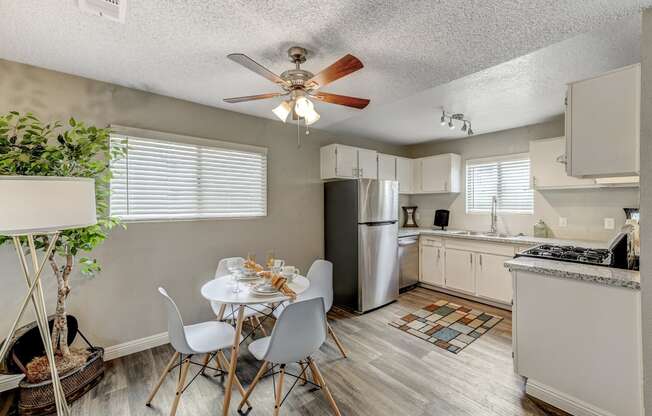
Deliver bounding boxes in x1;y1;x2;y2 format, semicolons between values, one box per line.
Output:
273;259;347;358
212;257;269;336
146;287;250;416
238;297;342;416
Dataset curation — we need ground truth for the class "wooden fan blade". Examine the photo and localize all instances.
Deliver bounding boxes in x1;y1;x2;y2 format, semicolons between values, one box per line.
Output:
223;93;284;103
306;54;364;89
311;92;370;109
227;53;288;85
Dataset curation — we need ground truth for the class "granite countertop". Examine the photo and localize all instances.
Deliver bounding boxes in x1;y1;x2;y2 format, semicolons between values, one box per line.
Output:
504;257;640;290
398;227;606;248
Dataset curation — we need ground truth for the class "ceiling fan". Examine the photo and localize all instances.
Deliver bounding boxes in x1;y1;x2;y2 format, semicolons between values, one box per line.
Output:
223;46;370;125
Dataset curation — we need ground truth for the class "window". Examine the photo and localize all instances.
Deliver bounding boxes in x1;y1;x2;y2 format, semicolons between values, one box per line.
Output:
465;154;533;214
109;128;267;221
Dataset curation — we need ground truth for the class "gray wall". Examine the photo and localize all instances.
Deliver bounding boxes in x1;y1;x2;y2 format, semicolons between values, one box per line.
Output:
0;59;406;347
406;117;640;241
641;8;652;414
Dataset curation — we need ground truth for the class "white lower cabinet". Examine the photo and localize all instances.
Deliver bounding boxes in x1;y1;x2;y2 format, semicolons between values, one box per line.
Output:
476;253;513;304
443;248;475;294
418;236;516;307
420;244;444;286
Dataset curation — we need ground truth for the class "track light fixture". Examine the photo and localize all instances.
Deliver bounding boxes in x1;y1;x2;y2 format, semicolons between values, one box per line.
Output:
439;108;474;136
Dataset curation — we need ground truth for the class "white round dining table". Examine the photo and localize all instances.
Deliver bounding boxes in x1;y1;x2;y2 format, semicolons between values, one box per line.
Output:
200;274;310;416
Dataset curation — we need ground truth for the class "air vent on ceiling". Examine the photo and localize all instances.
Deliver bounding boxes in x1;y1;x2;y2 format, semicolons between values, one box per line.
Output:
78;0;126;23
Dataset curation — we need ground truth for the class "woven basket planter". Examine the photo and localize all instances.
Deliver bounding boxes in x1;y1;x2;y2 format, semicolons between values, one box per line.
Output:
0;315;104;415
17;347;104;415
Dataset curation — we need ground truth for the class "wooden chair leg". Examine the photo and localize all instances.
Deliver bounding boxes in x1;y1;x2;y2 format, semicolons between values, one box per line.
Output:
200;353;211;375
273;364;286;416
253;315;268;336
307;358;341;416
217;351;251;408
238;361;268;411
145;351;180;406
299;362;309;385
169;356;191;416
327;322;347;358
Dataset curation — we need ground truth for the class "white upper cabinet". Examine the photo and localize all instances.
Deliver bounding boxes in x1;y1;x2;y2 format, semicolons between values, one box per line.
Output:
320;144;378;180
377;153;397;180
417;153;461;193
530;137;596;189
396;157;413;194
357;148;378;179
320;145;460;193
565;64;640;178
530;137;639;189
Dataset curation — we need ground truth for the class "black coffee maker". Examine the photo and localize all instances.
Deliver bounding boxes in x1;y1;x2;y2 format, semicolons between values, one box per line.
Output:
433;210;450;230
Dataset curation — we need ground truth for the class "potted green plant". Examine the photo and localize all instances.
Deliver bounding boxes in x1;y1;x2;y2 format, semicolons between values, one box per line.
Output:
0;111;124;413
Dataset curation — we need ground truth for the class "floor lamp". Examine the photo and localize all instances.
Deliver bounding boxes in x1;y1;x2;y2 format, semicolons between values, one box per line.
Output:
0;176;97;416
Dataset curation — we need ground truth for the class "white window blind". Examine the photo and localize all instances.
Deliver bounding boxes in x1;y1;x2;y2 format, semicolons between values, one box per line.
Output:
465;154;533;214
110;131;267;221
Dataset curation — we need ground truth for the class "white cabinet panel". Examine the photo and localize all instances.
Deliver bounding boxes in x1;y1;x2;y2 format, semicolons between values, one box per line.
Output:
378;154;397;180
417;153;461;193
530;137;596;189
420;244;444;286
396;157;413;194
476;253;512;304
336;145;358;178
444;248;475;294
566;64;640;178
357;148;378;179
320;144;378;180
421;155;450;192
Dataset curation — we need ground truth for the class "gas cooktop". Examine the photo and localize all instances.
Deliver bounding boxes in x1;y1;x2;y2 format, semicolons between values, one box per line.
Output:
516;244;612;267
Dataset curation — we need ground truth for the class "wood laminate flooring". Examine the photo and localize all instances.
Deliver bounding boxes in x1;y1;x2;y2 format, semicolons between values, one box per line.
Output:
11;288;552;415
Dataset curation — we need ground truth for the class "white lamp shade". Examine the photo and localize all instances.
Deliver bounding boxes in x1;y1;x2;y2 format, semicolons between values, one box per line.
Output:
0;176;97;235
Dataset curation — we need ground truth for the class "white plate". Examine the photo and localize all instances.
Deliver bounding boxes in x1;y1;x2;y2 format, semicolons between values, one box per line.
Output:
251;283;279;295
250;287;280;296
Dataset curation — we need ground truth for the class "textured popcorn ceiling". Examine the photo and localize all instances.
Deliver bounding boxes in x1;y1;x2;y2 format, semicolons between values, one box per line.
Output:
0;0;648;144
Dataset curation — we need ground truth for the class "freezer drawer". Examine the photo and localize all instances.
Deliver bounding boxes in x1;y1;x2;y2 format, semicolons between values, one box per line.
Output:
358;222;399;312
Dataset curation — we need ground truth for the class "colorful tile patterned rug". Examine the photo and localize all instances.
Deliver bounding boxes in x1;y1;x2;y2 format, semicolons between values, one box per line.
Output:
389;300;503;354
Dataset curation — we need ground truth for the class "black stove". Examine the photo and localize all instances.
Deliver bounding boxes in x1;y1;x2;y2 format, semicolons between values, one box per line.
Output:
517;244;612;267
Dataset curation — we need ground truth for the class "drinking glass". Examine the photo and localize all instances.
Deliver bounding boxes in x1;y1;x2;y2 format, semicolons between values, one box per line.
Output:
228;258;244;293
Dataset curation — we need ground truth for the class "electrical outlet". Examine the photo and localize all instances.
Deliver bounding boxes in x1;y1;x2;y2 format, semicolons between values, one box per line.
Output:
604;218;615;230
559;217;568;227
415;212;421;220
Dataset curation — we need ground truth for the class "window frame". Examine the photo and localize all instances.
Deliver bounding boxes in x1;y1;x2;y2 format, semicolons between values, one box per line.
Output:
109;125;268;223
465;152;533;215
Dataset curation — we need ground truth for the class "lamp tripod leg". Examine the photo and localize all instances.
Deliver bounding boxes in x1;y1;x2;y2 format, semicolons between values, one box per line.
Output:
8;235;70;415
26;236;70;416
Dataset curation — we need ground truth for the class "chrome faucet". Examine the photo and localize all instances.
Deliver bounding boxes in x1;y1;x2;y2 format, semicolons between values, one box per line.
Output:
490;196;498;234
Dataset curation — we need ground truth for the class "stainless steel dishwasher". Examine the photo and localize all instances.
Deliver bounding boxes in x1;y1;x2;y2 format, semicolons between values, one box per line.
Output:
398;235;419;291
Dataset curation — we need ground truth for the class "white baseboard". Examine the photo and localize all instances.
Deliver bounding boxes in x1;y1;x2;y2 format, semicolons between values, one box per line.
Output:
526;379;616;416
0;332;169;393
103;331;169;362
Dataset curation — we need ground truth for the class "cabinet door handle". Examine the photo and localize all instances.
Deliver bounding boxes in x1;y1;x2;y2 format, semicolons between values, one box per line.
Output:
360;168;364;178
470;253;473;264
437;248;440;259
479;254;482;267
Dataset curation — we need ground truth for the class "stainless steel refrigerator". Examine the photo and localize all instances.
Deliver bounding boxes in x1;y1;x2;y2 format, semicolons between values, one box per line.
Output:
324;179;399;313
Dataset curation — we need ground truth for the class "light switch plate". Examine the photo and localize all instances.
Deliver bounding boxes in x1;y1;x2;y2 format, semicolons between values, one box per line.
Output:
559;217;568;227
604;218;615;230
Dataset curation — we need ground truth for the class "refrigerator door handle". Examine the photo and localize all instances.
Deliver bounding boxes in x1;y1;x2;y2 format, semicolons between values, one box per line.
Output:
360;221;397;226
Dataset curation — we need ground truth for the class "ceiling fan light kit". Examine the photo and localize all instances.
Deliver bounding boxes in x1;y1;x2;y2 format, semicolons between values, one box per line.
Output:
440;109;474;136
224;46;370;128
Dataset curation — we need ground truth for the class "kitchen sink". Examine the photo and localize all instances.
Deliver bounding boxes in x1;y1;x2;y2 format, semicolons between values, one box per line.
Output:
443;230;519;238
